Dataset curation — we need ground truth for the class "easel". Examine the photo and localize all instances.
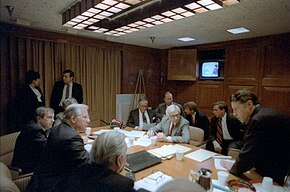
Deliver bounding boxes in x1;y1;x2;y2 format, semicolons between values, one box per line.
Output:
130;69;146;111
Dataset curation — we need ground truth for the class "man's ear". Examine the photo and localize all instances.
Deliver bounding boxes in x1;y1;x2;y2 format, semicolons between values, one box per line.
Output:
115;155;124;173
70;116;77;124
36;116;41;123
246;100;254;107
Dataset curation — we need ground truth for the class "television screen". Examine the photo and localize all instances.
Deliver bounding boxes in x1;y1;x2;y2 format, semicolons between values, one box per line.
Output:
201;61;219;78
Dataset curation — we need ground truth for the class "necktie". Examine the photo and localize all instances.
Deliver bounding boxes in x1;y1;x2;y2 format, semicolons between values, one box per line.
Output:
216;118;223;144
169;123;174;136
65;84;70;99
142;113;147;123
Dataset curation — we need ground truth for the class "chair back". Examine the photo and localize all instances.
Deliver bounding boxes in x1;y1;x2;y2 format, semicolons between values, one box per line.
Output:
188;126;204;146
0;162;20;192
0;132;20;166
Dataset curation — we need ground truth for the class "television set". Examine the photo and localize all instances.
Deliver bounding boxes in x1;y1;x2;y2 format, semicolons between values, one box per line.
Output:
200;60;224;80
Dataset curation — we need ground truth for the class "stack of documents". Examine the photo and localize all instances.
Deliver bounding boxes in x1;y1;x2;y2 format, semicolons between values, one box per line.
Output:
185;149;216;162
148;144;191;158
93;129;145;138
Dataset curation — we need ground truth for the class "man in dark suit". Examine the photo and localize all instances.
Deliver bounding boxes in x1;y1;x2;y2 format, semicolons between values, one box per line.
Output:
26;104;90;192
206;101;244;155
50;69;83;114
155;91;183;120
16;70;45;128
12;107;54;174
65;131;136;192
222;89;290;185
183;101;210;140
148;105;190;143
127;98;157;130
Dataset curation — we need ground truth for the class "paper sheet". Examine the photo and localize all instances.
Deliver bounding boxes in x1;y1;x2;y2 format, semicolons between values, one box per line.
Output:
134;171;173;192
93;129;113;135
185;149;216;162
125;130;146;138
214;159;235;171
148;144;192;158
84;144;92;152
134;135;152;147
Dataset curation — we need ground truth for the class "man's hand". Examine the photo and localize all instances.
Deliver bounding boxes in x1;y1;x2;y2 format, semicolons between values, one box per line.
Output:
213;140;222;153
147;130;155;137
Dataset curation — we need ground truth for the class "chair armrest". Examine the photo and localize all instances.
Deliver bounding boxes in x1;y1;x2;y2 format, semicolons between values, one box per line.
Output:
8;165;23;175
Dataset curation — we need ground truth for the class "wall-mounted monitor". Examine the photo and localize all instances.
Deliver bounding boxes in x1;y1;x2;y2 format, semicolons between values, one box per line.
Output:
200;60;224;80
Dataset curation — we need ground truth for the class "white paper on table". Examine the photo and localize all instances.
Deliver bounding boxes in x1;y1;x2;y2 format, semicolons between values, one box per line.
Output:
84;144;92;152
93;129;113;135
134;135;152;147
212;179;232;192
174;144;192;153
214;159;235;171
148;144;192;158
134;171;173;192
185;149;216;162
126;130;146;138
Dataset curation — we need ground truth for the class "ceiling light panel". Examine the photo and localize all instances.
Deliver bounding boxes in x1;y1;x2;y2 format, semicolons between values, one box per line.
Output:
62;0;240;36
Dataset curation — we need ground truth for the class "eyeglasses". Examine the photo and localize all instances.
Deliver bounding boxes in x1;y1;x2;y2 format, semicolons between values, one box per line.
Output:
144;170;165;184
169;114;180;118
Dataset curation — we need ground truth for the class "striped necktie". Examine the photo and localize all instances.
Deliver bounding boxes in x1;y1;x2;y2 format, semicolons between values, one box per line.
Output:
216;118;223;144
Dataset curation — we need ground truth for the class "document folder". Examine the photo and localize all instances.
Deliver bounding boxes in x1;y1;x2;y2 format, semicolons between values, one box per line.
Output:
126;150;162;173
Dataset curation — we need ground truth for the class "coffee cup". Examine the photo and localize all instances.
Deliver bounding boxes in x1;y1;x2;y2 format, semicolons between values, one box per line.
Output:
150;136;157;146
176;150;184;161
217;171;229;186
262;177;273;192
85;127;91;136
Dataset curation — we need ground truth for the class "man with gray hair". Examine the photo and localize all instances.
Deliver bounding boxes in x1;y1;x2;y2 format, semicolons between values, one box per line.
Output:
148;105;190;143
26;104;90;192
65;131;136;192
12;107;54;174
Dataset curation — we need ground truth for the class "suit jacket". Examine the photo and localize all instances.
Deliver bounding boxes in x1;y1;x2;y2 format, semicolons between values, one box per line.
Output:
127;108;156;128
16;84;45;126
26;123;89;192
12;120;47;173
50;80;83;113
184;110;210;140
149;116;190;143
155;102;184;120
230;106;290;185
208;113;244;142
64;163;136;192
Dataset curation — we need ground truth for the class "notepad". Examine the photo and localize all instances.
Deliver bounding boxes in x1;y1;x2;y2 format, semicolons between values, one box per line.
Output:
185;149;216;162
148;144;191;158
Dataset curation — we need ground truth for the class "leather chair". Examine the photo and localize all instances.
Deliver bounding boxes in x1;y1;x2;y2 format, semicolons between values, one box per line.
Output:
0;162;32;192
0;132;23;177
188;126;205;147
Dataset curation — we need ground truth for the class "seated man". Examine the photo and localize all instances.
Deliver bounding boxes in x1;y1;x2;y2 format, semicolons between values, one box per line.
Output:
12;107;54;174
54;97;77;126
155;91;183;120
127;98;157;130
148;105;190;143
183;101;210;140
65;131;136;192
206;101;244;155
26;104;90;192
222;89;290;186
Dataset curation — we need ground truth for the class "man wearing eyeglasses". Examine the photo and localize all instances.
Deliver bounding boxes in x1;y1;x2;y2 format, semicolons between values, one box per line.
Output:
147;104;190;143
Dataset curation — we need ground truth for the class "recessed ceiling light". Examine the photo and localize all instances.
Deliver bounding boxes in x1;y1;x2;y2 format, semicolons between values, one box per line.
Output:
227;27;250;34
177;37;195;42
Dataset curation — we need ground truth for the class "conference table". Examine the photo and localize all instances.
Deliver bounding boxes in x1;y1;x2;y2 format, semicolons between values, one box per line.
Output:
85;125;241;183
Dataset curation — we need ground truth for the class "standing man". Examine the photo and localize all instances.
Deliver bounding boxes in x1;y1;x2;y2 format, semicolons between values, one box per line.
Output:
148;105;190;143
127;98;157;130
206;101;244;155
222;89;290;185
16;70;45;128
26;104;90;192
12;107;54;174
183;101;210;140
50;69;83;114
155;91;183;120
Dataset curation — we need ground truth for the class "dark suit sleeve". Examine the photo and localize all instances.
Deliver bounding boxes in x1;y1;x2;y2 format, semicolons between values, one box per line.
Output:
198;115;210;140
227;116;245;140
155;104;164;120
50;81;63;110
127;110;137;128
65;135;89;167
148;110;157;123
73;83;83;104
230;120;260;176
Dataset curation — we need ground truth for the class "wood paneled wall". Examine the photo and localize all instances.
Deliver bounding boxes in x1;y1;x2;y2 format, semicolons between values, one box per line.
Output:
166;33;290;118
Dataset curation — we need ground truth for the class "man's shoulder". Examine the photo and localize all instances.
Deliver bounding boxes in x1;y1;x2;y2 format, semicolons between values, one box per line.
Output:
180;116;189;125
49;123;79;140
